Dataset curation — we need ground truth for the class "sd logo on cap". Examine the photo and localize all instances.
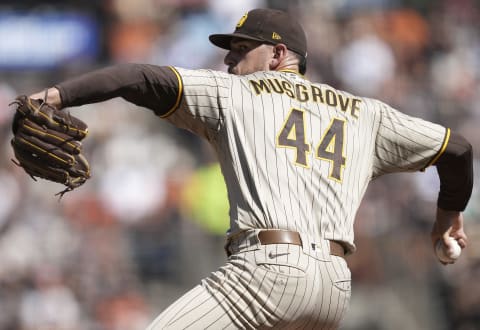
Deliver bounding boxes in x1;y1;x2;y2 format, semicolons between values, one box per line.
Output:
236;12;248;28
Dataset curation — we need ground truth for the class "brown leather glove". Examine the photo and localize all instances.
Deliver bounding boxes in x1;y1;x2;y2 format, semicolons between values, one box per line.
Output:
10;94;91;197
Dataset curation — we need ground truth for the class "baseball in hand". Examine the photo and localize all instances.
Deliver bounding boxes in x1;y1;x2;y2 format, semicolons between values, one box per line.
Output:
435;237;462;263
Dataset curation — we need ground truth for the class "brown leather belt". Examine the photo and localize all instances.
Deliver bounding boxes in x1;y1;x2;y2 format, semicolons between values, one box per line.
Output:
228;230;346;258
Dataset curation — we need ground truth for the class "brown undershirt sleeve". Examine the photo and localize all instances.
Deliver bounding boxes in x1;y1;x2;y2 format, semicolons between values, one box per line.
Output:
434;131;473;211
55;64;182;117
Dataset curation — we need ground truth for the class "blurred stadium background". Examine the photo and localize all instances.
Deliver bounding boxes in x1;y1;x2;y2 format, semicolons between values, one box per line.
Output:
0;0;478;329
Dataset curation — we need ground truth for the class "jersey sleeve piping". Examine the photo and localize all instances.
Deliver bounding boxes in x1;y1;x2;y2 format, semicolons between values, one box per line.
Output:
160;66;183;118
423;127;451;170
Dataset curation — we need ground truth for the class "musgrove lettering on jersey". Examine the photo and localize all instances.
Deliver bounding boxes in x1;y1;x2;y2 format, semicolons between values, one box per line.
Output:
249;78;362;119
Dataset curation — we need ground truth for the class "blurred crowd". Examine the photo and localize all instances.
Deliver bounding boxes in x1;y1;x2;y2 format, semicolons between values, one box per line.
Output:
0;0;479;329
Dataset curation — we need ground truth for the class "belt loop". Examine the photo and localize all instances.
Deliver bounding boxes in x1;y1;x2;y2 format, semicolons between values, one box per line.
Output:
299;233;318;258
300;234;334;260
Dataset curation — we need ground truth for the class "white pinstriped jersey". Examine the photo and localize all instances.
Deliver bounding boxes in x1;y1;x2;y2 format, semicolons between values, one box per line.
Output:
166;67;448;253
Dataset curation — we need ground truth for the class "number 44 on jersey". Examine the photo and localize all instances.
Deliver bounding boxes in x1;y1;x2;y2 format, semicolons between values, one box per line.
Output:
276;108;346;182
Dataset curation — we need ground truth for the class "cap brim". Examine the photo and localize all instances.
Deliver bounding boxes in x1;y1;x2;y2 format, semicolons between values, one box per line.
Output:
209;33;265;50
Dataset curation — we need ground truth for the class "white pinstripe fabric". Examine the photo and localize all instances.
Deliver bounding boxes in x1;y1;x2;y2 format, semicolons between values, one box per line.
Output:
166;68;446;252
147;238;351;329
157;67;448;328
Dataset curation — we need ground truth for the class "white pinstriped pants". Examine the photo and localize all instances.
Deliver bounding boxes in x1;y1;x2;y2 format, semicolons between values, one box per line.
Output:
147;231;351;329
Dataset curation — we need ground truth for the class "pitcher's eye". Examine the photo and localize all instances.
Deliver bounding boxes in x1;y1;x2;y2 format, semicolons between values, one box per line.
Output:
233;44;248;53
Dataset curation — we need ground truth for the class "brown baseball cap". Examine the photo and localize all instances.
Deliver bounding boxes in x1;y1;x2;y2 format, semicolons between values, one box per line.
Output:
209;8;307;58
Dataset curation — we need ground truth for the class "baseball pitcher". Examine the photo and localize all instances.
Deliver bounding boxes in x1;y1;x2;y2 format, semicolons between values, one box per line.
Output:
19;8;472;329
